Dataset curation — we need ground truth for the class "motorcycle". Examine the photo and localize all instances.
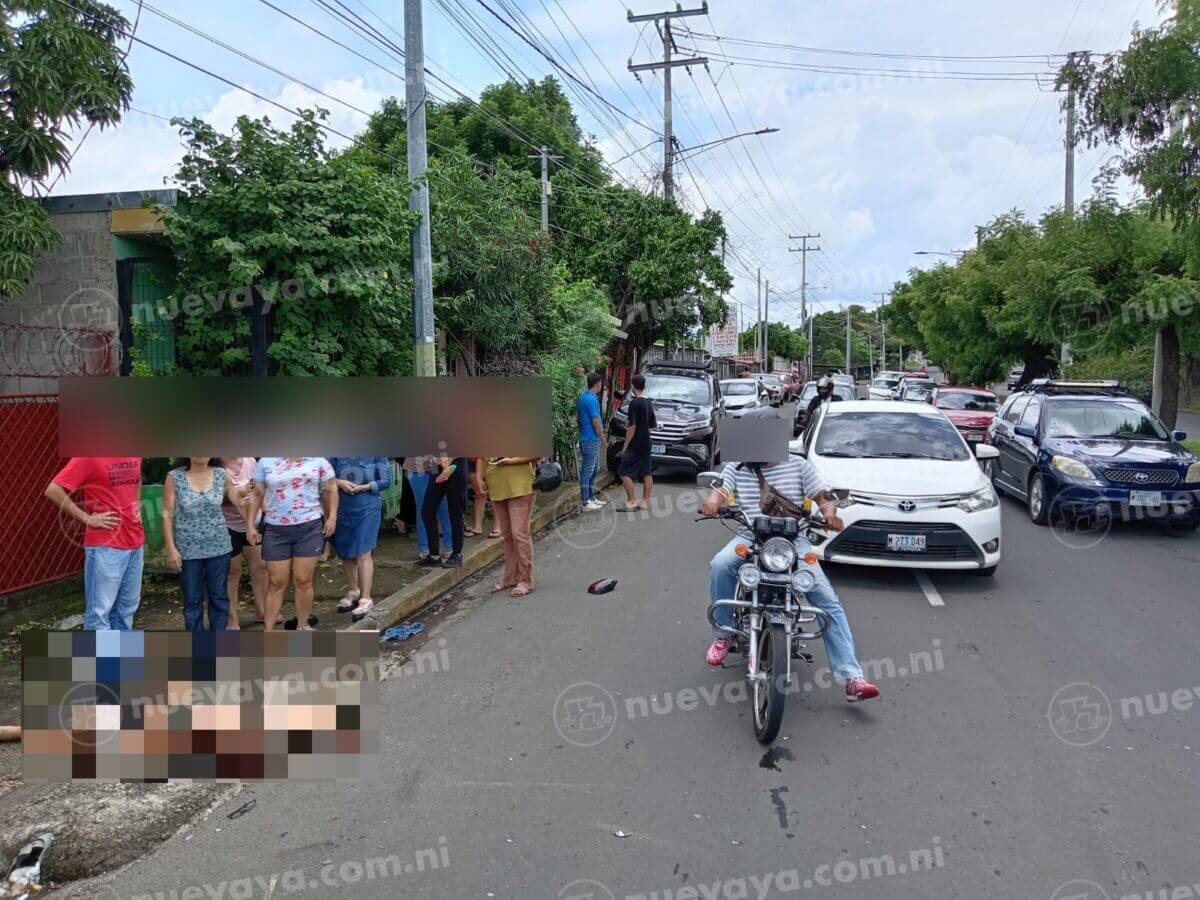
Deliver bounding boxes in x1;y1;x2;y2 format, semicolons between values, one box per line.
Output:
697;471;832;744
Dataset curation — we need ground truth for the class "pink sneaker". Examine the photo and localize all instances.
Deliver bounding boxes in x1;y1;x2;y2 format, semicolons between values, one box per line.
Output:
845;677;880;703
706;636;733;667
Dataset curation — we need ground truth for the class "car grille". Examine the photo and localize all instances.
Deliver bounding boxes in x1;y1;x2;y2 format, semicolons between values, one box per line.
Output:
651;422;690;443
1102;468;1179;486
827;520;982;563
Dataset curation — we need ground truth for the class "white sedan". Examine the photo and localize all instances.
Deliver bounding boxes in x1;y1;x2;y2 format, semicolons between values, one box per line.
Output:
790;400;1002;575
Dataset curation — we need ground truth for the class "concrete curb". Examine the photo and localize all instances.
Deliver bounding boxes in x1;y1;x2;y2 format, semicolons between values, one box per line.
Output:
362;473;617;630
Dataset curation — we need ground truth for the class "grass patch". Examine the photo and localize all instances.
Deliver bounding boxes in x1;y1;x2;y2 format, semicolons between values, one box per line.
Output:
1183;439;1200;456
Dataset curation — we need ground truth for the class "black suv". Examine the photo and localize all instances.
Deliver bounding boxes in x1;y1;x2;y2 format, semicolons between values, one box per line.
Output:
608;360;723;474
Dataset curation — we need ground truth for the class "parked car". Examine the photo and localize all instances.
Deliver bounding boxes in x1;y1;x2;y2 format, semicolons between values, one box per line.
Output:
986;380;1200;529
1006;365;1025;391
827;373;858;400
868;373;903;401
719;378;768;417
933;387;999;445
772;370;800;402
791;400;1001;575
793;379;851;436
756;373;785;406
896;377;935;402
608;359;722;474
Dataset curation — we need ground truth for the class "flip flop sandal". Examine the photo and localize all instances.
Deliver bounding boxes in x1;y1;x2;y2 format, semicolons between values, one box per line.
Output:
488;530;503;538
350;598;374;622
337;590;362;613
463;528;482;537
510;586;531;598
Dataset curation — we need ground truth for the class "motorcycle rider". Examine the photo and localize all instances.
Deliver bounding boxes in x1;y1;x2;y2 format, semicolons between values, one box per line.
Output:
700;430;880;703
805;375;842;420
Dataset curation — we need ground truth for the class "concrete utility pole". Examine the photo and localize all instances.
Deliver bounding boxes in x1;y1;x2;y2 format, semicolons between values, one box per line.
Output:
1061;50;1078;369
764;279;770;368
876;291;889;370
788;233;820;324
845;306;852;374
627;4;708;201
807;315;814;378
405;0;436;376
531;145;564;232
755;267;762;366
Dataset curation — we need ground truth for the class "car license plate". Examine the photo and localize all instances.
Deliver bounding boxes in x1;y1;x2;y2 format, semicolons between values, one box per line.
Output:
887;534;926;552
966;433;982;442
1129;490;1162;506
651;443;666;455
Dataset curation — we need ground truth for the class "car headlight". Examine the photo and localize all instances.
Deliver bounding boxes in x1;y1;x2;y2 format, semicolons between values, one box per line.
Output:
957;484;999;513
791;569;816;593
1052;455;1099;484
737;564;762;589
1187;461;1200;484
759;537;796;573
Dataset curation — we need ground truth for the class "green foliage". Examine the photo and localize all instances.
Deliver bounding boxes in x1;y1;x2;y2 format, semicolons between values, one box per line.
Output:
0;0;133;296
737;321;807;361
163;112;418;375
1066;342;1156;396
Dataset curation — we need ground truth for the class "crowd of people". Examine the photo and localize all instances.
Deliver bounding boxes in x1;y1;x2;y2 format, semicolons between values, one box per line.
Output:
40;372;622;632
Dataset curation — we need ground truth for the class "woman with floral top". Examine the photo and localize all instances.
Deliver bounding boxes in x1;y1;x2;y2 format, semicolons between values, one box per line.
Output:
245;457;338;631
163;458;245;631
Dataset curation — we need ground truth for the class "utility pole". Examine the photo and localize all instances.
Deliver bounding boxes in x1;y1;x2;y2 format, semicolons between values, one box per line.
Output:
531;145;563;232
627;4;708;201
845;306;852;375
764;279;770;368
1061;51;1078;370
405;0;436;376
788;233;820;324
755;267;762;368
807;315;814;379
876;291;889;370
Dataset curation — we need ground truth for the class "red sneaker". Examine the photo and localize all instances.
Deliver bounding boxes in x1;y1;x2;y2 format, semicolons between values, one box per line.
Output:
706;636;733;667
845;677;880;703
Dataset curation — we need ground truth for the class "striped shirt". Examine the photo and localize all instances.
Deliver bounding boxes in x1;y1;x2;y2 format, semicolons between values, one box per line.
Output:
719;459;829;546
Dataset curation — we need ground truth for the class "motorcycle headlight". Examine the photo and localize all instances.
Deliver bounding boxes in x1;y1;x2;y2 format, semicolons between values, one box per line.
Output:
760;537;796;573
957;484;999;513
737;564;762;589
791;569;816;593
1187;461;1200;484
1052;455;1099;484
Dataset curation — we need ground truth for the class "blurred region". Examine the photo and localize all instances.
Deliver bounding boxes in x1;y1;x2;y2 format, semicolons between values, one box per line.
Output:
718;409;792;464
59;377;553;457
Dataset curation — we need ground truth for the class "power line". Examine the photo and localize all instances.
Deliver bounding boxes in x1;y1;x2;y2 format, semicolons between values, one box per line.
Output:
681;30;1076;63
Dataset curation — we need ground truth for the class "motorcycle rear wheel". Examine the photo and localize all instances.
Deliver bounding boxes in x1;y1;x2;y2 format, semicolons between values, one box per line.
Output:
753;623;788;744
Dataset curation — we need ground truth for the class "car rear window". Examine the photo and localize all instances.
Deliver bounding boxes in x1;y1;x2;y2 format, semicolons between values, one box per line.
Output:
815;411;970;461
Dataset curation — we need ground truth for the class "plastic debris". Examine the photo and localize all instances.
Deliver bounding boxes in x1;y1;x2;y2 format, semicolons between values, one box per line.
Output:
227;799;257;820
613;830;631;838
380;622;426;643
4;832;53;897
587;578;618;595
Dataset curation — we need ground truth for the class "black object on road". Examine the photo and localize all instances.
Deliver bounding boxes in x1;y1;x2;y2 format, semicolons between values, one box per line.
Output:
587;578;617;595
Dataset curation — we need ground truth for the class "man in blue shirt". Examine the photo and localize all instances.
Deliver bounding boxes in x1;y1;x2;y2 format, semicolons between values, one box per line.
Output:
577;373;607;510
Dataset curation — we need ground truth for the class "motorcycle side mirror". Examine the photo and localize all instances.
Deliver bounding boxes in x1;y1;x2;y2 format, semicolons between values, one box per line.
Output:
697;470;723;490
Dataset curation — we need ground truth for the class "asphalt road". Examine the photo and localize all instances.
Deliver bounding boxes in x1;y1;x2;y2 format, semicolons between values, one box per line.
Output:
71;481;1199;900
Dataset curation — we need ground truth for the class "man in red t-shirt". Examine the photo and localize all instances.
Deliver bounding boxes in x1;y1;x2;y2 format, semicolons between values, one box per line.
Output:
45;457;145;630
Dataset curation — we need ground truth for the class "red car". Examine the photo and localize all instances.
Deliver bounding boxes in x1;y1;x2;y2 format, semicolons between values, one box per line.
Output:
932;386;1000;445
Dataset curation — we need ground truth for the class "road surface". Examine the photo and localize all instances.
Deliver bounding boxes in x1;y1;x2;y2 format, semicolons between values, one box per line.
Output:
73;481;1199;900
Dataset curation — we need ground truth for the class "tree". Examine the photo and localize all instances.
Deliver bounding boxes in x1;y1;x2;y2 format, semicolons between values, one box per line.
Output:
1062;0;1200;424
162;112;418;375
1;0;133;297
738;321;807;362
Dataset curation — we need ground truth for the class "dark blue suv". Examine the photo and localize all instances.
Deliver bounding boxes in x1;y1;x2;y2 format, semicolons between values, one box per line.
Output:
986;381;1200;530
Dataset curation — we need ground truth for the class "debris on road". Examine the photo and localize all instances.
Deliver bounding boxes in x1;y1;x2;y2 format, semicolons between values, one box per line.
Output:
612;829;631;838
381;622;426;642
587;578;617;595
3;832;53;898
226;799;256;820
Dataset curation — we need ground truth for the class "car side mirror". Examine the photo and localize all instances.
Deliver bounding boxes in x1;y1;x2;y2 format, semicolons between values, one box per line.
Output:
1014;425;1037;439
1172;430;1188;442
974;443;1000;460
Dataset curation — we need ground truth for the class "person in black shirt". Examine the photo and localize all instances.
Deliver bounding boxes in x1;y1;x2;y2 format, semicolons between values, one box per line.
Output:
806;375;843;419
618;374;657;510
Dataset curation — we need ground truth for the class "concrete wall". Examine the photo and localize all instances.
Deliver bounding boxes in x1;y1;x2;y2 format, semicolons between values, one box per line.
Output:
0;211;117;395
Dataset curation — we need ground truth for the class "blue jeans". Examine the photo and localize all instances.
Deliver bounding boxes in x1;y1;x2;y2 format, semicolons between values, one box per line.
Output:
579;439;601;503
84;546;144;631
407;471;452;555
180;554;231;631
708;536;864;681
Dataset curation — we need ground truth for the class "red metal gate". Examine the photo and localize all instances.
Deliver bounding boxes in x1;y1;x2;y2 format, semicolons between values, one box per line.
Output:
0;395;85;595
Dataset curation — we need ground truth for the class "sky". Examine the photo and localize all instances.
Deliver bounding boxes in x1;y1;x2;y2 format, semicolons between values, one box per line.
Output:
51;0;1164;333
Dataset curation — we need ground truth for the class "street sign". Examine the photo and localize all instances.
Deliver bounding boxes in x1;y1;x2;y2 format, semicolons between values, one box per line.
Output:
708;318;739;357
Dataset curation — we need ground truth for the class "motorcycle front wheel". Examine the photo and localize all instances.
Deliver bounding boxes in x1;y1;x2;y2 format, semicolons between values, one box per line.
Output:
753;622;788;744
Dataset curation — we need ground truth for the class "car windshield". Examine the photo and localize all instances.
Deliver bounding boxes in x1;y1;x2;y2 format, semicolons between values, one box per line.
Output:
872;377;899;388
721;381;757;396
1045;400;1170;440
815;412;970;461
799;383;818;401
937;391;998;412
642;375;710;404
760;376;782;388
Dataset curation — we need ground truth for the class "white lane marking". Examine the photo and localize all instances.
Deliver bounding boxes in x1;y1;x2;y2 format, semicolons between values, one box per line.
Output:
914;571;945;607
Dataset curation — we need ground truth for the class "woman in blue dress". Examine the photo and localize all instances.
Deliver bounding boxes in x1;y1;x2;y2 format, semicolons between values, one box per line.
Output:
330;457;392;621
